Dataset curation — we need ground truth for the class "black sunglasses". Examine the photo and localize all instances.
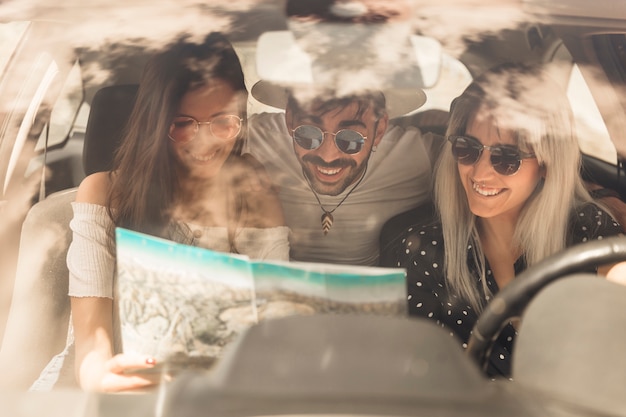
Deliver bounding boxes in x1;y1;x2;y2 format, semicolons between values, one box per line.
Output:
448;135;536;176
292;125;366;155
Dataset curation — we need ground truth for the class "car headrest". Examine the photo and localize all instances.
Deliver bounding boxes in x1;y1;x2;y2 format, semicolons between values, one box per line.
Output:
513;274;626;414
155;315;534;417
82;84;139;176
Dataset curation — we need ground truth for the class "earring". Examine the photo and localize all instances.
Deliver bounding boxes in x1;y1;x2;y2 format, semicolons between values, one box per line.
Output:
372;145;378;152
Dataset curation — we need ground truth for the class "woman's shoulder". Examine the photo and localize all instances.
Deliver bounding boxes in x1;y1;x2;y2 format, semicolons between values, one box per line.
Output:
402;217;443;241
569;201;623;243
572;201;619;224
396;217;444;259
75;171;113;205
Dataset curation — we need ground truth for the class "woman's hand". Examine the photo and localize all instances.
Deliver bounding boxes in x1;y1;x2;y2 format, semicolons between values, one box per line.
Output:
80;352;163;392
607;262;626;286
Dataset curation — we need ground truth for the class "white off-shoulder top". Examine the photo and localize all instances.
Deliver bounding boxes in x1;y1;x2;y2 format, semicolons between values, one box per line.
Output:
68;202;290;298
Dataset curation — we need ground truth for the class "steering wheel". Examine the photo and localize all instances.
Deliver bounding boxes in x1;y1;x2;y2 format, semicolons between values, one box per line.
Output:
466;235;626;372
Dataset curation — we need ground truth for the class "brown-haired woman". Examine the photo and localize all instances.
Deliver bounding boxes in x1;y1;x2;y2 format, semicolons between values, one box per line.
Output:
43;33;288;392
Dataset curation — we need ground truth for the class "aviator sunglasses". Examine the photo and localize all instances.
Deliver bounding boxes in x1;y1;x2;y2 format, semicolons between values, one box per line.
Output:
449;134;536;176
292;125;367;155
168;115;242;143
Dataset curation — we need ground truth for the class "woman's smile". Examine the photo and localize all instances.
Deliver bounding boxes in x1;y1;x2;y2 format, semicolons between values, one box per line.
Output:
472;180;504;197
189;148;219;163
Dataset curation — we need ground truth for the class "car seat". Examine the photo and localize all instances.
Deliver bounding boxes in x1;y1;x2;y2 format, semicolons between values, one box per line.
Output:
0;84;138;390
159;314;532;417
513;274;626;415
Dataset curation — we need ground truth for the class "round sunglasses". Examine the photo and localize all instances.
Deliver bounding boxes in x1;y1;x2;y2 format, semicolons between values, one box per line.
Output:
449;135;536;176
292;125;367;155
168;115;242;143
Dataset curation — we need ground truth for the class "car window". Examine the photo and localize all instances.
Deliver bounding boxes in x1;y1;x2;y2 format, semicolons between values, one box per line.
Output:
1;51;59;195
34;59;83;153
233;41;283;115
419;52;472;113
568;63;616;164
0;21;29;76
591;33;626;160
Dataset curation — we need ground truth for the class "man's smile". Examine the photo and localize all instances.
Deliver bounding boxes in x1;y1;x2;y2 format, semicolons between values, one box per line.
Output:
316;165;343;176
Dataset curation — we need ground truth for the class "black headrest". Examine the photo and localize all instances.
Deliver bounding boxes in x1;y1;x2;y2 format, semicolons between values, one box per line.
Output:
82;84;139;176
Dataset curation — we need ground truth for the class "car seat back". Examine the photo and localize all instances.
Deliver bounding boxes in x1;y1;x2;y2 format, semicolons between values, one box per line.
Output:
83;84;138;175
0;189;76;389
513;274;626;415
161;315;534;417
0;84;138;390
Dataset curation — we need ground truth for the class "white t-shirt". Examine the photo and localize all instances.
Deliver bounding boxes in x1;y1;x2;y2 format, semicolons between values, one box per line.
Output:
247;112;439;266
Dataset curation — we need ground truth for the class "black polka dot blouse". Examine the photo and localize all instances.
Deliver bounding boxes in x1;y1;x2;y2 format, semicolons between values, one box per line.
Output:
394;202;622;378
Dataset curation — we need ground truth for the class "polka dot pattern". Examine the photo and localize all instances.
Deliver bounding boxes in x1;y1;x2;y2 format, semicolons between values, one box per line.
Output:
394;202;622;378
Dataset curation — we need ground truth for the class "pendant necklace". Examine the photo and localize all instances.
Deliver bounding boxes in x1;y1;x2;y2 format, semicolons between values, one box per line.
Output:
303;165;368;235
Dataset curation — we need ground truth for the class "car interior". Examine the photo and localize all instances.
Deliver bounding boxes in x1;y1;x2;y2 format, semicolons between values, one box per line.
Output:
0;0;625;415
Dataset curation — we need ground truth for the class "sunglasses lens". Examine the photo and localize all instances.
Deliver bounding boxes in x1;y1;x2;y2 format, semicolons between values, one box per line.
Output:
451;136;481;165
450;135;528;176
293;125;323;150
169;117;197;143
210;115;242;140
335;130;365;154
491;147;522;175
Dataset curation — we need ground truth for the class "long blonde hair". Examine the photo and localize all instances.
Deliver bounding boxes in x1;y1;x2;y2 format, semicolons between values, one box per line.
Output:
435;63;594;311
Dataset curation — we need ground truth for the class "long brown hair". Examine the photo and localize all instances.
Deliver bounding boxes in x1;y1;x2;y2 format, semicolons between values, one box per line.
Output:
107;32;248;240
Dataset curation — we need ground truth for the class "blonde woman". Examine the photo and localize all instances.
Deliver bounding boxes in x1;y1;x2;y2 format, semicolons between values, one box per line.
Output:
394;63;622;377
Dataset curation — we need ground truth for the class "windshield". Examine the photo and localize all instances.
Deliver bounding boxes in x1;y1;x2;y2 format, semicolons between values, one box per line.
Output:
0;1;625;416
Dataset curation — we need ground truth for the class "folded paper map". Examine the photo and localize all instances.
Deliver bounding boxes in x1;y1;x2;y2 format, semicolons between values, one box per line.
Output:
115;227;407;371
